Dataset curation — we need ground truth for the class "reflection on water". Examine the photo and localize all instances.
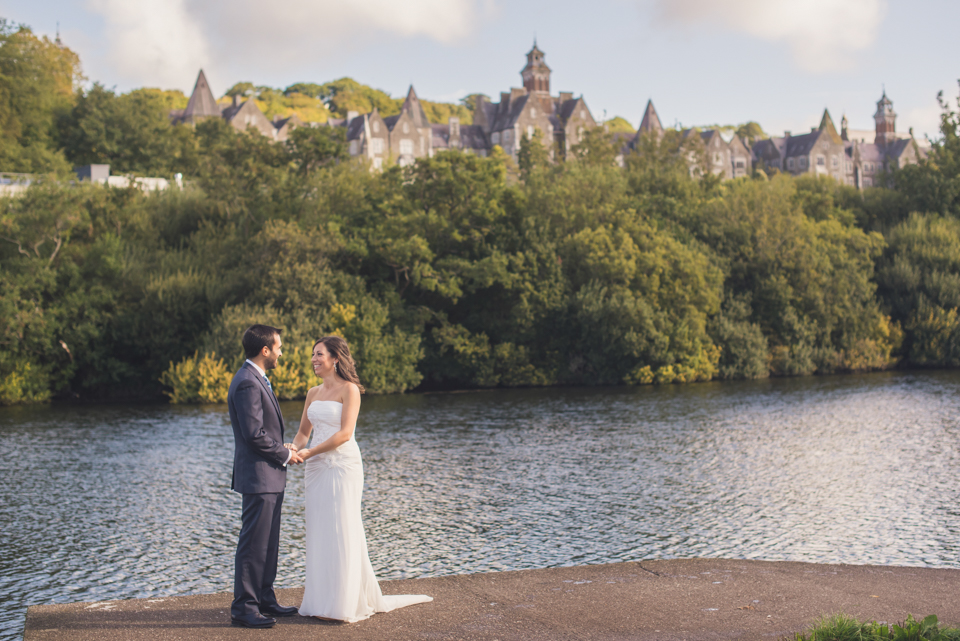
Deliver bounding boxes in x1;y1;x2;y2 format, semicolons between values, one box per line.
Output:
3;371;960;639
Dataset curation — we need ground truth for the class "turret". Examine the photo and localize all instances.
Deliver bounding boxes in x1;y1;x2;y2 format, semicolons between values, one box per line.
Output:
874;89;897;146
521;41;551;94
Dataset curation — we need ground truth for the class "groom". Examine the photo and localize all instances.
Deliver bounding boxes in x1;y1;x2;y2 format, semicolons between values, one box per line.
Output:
228;324;303;628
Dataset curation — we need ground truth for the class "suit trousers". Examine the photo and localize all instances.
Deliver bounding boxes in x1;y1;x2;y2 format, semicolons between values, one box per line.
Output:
232;491;284;618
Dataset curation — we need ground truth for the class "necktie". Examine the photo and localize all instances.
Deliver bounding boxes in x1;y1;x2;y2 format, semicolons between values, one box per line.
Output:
263;375;273;391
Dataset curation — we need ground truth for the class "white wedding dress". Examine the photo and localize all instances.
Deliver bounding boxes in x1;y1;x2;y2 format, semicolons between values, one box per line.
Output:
298;400;432;622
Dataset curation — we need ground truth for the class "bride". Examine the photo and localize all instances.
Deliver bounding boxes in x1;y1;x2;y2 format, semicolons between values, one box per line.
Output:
287;336;432;623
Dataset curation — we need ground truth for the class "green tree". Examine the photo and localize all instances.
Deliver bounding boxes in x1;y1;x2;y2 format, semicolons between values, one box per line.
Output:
59;84;197;175
0;20;80;173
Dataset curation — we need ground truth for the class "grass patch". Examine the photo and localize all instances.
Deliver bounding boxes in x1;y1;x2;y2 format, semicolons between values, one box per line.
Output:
789;614;960;641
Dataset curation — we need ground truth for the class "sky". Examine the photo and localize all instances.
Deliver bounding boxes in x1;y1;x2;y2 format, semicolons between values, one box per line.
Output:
4;0;959;140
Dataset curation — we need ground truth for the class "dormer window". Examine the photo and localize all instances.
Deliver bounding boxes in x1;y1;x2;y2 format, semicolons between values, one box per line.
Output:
492;132;500;144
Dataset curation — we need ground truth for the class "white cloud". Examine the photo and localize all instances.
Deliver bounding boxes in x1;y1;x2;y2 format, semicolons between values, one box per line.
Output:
650;0;887;73
85;0;489;92
87;0;211;89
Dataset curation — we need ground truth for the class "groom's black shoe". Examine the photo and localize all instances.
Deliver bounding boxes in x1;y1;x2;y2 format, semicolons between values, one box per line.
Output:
231;613;277;628
261;604;298;617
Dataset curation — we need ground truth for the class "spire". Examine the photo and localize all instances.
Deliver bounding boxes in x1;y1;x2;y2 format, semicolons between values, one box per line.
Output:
182;70;221;123
818;108;842;144
400;85;430;128
55;21;62;47
638;99;663;135
840;113;849;141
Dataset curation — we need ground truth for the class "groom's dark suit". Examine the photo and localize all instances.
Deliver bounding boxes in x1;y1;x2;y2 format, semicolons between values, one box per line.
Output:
228;361;291;620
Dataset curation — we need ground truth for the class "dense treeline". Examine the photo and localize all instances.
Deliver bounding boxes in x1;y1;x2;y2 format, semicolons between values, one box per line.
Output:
3;92;960;403
3;19;960;403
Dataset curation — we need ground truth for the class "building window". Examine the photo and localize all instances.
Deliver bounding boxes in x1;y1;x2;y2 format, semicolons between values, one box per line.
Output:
714;153;723;164
371;138;384;154
817;155;825;166
846;161;852;170
771;159;780;168
864;177;873;187
787;158;795;170
373;121;380;133
349;140;359;155
403;123;410;134
373;157;383;170
531;108;536;118
832;155;838;167
735;159;745;169
503;130;512;143
799;157;808;169
399;139;414;155
527;125;534;138
491;132;500;144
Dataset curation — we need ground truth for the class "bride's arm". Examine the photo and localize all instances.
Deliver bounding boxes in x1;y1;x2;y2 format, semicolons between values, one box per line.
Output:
288;386;319;451
297;384;360;460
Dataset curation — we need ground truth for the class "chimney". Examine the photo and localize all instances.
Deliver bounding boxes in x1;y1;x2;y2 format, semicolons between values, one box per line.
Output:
232;94;240;107
784;131;791;137
347;110;359;123
559;91;573;103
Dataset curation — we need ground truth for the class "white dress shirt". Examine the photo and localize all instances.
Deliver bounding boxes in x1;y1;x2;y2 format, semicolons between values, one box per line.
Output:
246;359;293;467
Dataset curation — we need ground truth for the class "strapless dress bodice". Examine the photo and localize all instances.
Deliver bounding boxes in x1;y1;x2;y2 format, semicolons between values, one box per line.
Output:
307;400;359;470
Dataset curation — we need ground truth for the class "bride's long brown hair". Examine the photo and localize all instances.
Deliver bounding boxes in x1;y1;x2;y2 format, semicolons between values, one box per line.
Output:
313;336;365;394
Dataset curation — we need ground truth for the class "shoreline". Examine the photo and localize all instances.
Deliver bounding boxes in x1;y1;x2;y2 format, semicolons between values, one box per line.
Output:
24;558;960;640
1;367;943;408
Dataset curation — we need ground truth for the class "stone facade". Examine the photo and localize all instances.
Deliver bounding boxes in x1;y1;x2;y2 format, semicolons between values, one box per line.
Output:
751;92;925;188
473;43;597;160
171;70;302;142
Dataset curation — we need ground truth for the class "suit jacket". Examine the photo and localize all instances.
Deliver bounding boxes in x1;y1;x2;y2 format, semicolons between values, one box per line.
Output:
228;362;288;494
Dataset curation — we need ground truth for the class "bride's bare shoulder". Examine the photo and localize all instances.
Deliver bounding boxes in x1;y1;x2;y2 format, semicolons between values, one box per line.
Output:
306;384;324;398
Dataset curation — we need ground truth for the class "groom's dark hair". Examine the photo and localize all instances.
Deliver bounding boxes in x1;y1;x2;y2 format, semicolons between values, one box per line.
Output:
242;324;282;359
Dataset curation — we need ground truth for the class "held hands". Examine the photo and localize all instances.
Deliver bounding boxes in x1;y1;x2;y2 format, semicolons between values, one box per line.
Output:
284;442;305;465
297;449;310;461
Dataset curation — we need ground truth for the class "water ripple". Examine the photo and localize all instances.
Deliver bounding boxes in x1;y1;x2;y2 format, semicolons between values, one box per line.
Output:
3;372;960;639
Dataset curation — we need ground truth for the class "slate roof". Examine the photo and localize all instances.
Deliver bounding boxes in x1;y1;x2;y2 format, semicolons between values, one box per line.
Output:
752;138;782;161
400;86;430;129
783;130;821;157
818;109;843;144
491;94;529;131
556;97;580;124
431;124;488;150
884;137;921;159
182;70;221;120
345;115;366;141
637;100;662;134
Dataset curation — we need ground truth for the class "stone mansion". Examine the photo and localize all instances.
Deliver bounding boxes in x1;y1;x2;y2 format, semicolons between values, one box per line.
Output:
174;43;925;188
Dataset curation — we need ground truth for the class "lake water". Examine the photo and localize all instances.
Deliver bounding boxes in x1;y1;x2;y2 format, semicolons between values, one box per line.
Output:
3;371;960;639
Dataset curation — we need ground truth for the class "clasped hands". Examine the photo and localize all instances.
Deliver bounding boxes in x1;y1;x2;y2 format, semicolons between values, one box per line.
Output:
284;442;311;464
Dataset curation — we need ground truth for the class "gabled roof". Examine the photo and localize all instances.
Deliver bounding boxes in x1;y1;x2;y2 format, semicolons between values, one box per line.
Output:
783;130;822;157
556;96;580;123
400;86;430;128
818;109;843;144
345;114;366;141
637;99;662;134
491;93;529;131
183;70;221;120
884;137;921;159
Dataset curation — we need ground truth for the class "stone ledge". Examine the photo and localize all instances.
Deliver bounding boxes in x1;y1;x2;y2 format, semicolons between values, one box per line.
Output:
25;558;960;640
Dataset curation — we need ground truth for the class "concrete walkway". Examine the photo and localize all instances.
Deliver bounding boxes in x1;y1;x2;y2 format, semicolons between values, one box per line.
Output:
24;559;960;641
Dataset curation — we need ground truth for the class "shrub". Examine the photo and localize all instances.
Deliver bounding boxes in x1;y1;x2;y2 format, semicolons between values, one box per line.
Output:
0;362;52;405
159;352;233;403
